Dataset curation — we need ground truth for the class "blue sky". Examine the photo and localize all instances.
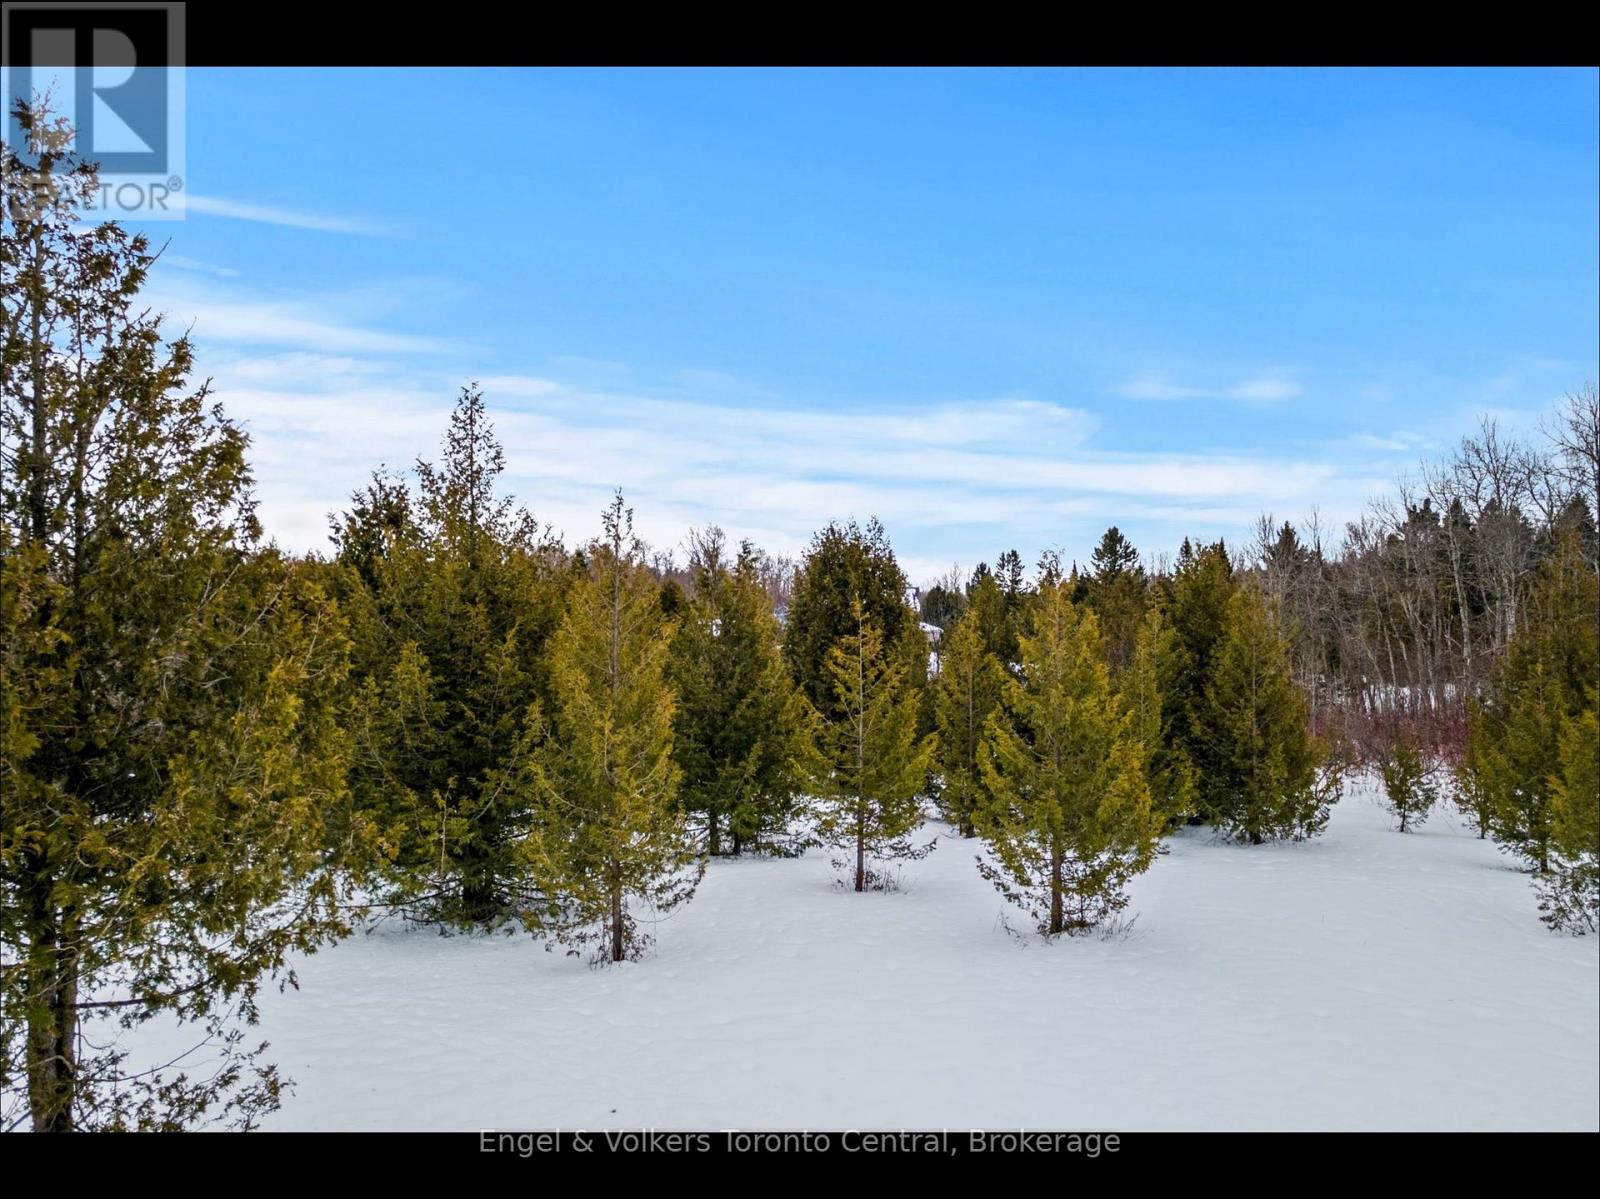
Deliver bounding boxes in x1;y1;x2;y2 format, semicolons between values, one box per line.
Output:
121;67;1597;583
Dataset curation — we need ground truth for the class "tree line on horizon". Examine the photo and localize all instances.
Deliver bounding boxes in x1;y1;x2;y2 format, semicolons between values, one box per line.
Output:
2;102;1595;1133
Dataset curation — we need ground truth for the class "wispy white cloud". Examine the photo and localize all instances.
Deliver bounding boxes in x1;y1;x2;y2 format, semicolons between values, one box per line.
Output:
184;194;393;236
144;278;459;356
160;254;241;278
1344;431;1433;453
199;347;1381;580
152;275;1391;582
1117;374;1303;404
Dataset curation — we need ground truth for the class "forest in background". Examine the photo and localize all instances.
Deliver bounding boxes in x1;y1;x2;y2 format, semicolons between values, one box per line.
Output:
3;103;1596;1132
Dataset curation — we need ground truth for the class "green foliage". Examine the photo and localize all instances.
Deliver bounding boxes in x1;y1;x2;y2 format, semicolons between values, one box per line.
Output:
784;518;910;720
975;585;1161;935
918;583;966;629
965;565;1015;667
1451;758;1497;840
1160;539;1238;822
816;599;938;891
329;467;412;594
1;100;362;1131
1087;527;1149;673
1542;707;1598;933
337;386;567;926
1091;526;1141;578
668;528;819;856
1121;608;1197;831
931;609;1006;837
1378;741;1438;833
519;495;702;962
1203;587;1333;843
996;549;1027;602
1465;530;1598;890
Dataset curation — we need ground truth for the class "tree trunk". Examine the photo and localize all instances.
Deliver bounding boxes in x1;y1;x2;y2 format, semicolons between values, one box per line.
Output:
855;808;866;893
610;863;625;963
1048;847;1064;936
459;841;496;924
708;811;720;857
26;868;78;1131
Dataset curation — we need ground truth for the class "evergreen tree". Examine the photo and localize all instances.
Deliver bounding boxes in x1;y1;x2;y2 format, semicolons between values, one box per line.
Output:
338;386;566;925
668;528;818;856
1161;539;1238;823
1120;608;1197;831
329;467;413;593
975;585;1161;935
1;102;363;1130
1204;587;1333;842
1452;767;1496;841
816;600;937;890
658;576;689;620
1088;526;1148;673
1377;737;1439;833
1542;707;1598;933
520;495;702;961
1465;529;1598;878
918;582;966;630
966;564;1015;667
785;518;910;719
1091;526;1141;578
931;609;1006;836
996;545;1027;602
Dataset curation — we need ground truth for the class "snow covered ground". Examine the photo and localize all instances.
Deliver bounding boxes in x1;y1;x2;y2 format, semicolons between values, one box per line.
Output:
132;778;1598;1131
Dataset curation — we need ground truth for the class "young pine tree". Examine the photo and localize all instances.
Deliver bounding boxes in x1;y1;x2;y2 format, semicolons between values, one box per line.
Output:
520;495;702;961
817;599;938;891
668;528;818;856
1204;587;1333;843
1379;743;1439;833
931;608;1006;837
976;586;1161;935
1;102;363;1130
1363;715;1439;833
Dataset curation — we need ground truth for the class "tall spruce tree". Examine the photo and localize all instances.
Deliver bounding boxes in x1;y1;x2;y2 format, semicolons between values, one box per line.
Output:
519;495;702;961
817;599;938;891
1;102;363;1130
975;585;1161;935
1203;586;1333;842
668;528;818;856
337;386;566;926
931;608;1006;837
